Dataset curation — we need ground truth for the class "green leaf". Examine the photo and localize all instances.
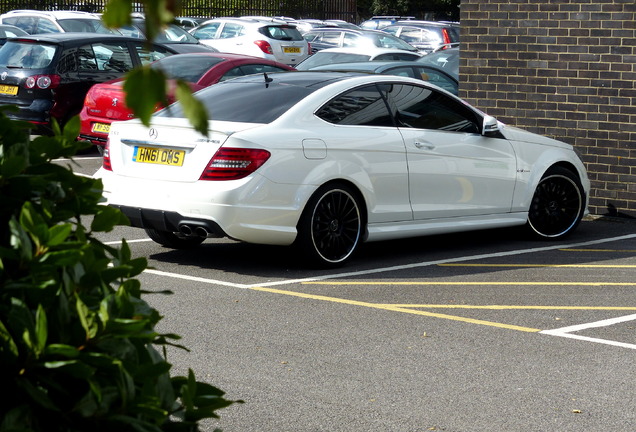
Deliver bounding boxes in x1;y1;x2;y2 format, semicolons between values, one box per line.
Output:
63;115;80;142
0;319;19;364
35;304;47;355
175;80;209;137
124;68;168;126
76;297;99;339
44;360;95;379
47;223;72;246
92;205;128;232
44;344;80;358
101;0;133;28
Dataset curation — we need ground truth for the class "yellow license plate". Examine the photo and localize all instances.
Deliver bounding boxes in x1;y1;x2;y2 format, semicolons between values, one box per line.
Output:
283;47;301;53
133;146;185;166
91;122;111;133
0;84;18;95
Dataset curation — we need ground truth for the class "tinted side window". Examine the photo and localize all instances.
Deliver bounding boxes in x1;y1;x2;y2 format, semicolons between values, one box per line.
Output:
35;18;60;34
303;32;318;42
135;42;172;65
315;85;393;126
93;43;134;72
388;84;480;133
12;17;36;34
192;23;220;39
319;32;341;45
219;23;243;38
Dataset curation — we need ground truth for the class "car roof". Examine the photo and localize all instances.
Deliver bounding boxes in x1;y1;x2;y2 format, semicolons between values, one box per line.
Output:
310;60;444;71
199;16;294;27
1;9;101;19
7;32;156;44
392;20;459;27
157;51;293;64
313;46;421;55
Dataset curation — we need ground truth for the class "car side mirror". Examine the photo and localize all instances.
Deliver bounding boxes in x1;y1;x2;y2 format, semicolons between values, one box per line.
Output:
482;115;501;137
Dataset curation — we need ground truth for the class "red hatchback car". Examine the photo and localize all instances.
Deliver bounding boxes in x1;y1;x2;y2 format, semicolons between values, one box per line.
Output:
78;52;295;148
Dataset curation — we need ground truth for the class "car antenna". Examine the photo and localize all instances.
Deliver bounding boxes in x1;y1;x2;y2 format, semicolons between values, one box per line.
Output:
264;72;273;87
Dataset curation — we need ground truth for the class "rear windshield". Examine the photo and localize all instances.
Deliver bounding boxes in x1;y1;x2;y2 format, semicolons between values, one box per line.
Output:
296;52;370;70
258;25;303;41
58;19;116;34
157;74;326;123
0;41;56;68
151;55;225;82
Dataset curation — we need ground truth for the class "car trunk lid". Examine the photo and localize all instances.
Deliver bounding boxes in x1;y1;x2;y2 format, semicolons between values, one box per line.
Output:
105;117;261;182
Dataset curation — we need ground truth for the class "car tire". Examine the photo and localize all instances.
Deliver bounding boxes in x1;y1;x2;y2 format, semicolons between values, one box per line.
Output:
296;183;364;267
145;228;205;249
526;166;585;239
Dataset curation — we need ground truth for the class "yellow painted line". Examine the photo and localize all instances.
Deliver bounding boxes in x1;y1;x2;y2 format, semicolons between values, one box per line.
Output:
438;263;636;268
302;281;636;286
377;305;636;310
249;286;540;333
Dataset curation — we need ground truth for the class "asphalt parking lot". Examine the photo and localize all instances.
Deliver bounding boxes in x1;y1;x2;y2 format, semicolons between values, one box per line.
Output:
68;152;636;431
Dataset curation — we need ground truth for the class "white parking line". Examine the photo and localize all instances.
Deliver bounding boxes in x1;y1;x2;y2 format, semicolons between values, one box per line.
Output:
541;314;636;350
128;233;636;290
253;233;636;288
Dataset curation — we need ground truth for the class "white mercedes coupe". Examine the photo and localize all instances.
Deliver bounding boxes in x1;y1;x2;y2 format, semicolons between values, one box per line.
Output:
96;72;590;267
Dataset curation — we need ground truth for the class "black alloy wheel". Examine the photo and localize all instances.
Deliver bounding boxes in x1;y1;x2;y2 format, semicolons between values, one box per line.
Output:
527;166;585;239
297;183;364;267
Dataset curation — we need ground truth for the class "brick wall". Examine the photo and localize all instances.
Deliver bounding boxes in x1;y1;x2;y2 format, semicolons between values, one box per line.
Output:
460;0;636;218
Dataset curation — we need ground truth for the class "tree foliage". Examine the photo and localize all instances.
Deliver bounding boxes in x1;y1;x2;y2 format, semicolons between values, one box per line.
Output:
0;104;238;431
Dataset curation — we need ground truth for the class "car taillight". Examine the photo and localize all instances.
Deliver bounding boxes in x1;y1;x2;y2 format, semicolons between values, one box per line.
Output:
84;88;97;108
199;147;270;181
307;41;312;55
254;40;273;54
441;29;451;47
102;140;112;171
24;74;61;89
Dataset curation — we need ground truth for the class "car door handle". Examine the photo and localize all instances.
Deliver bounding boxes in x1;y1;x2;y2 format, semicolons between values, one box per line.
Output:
414;141;435;150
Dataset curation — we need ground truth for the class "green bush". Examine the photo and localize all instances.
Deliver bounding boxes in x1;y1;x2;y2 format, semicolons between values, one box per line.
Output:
0;111;239;431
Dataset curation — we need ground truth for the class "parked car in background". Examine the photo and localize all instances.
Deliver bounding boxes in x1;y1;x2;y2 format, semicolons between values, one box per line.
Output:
189;17;309;66
302;27;419;54
381;20;460;53
324;20;360;29
359;15;414;30
309;61;458;94
0;33;183;133
174;16;209;30
96;72;589;267
295;47;421;70
79;52;295;147
0;10;117;34
114;17;217;53
0;24;27;46
292;19;339;33
417;46;459;80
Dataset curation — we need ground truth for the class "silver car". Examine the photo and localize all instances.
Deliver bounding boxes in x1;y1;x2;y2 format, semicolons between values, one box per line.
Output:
189;17;309;66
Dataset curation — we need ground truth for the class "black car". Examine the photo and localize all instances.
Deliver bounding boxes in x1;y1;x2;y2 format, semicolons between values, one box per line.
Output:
302;27;419;54
0;33;186;132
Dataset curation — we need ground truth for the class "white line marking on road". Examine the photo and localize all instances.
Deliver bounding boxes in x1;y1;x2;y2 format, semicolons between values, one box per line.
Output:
133;233;636;290
250;233;636;288
104;239;154;245
541;314;636;350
